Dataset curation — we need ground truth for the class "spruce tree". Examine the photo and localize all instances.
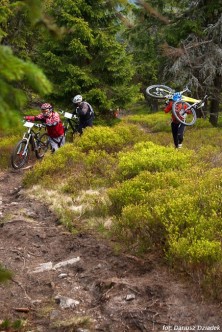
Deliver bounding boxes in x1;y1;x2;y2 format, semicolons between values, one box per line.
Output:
36;0;140;112
0;0;51;131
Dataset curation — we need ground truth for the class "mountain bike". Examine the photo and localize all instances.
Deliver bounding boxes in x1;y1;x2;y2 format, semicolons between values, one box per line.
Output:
59;110;79;140
11;121;49;169
146;84;208;126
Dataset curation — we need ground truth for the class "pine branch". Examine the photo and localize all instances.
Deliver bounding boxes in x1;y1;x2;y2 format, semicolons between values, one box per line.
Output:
136;0;170;25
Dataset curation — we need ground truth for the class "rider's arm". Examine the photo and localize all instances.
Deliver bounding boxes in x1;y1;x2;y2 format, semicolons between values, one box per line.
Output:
164;100;173;113
76;102;89;116
24;115;44;121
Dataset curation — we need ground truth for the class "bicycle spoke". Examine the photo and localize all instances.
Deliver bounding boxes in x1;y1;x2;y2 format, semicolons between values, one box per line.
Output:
146;85;174;99
172;102;197;126
11;140;30;169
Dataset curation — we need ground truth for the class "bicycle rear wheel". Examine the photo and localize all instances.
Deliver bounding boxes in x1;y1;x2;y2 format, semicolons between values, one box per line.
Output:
35;133;49;159
146;85;174;99
11;139;30;169
172;101;197;126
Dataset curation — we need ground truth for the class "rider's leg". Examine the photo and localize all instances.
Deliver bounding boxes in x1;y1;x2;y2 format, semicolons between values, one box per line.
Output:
171;122;179;148
177;123;185;145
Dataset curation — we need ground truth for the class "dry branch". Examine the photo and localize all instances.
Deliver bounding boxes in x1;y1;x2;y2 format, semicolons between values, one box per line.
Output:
137;0;170;24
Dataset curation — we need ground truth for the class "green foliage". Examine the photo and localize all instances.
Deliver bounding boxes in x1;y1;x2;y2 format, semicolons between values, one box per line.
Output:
0;0;53;131
75;126;125;153
112;203;165;253
0;264;12;283
20;107;222;298
109;161;222;281
117;141;193;179
126;111;172;132
108;170;182;214
0;318;25;331
74;123;143;153
169;238;222;266
36;0;140;111
0;135;19;170
23;143;85;186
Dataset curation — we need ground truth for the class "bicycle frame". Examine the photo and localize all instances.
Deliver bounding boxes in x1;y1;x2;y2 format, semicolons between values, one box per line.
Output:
11;121;48;169
173;87;202;104
59;110;79;136
146;84;208;126
22;122;41;152
181;96;201;103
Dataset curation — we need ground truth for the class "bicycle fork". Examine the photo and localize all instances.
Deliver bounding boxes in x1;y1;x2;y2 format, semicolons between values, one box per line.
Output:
20;135;30;156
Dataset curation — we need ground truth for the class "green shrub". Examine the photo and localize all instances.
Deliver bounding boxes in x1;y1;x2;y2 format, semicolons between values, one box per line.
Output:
0;264;13;283
74;126;125;153
112;203;166;253
109;163;222;279
23;144;85;187
168;237;222;266
126;112;172;133
117;141;193;179
0;135;19;169
108;170;182;215
75;124;144;153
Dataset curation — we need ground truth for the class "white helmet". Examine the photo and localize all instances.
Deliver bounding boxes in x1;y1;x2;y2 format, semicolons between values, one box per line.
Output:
73;94;83;103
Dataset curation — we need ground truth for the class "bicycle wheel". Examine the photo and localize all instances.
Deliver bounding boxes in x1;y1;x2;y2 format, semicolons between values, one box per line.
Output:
146;85;174;99
172;101;197;126
11;139;30;169
35;133;49;159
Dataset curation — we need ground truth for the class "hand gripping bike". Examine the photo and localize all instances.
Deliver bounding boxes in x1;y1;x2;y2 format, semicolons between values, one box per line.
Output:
59;110;79;139
11;121;49;169
146;84;208;126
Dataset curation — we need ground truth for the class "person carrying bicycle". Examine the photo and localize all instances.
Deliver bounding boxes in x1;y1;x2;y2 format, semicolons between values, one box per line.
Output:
164;93;188;149
72;95;94;135
24;103;65;152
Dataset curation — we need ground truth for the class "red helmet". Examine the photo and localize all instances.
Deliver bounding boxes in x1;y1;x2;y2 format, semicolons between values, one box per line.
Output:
41;103;53;117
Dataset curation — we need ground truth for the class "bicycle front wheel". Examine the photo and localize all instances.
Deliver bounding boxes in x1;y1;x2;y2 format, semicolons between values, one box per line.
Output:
172;101;197;126
146;85;174;99
11;139;30;169
35;133;49;159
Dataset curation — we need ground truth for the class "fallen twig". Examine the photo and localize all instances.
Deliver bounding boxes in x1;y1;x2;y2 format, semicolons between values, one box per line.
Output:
13;307;30;313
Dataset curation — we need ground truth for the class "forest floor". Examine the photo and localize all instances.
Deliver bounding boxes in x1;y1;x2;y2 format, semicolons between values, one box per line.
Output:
0;168;222;332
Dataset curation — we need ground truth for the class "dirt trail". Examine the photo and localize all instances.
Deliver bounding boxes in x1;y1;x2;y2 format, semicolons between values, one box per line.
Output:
0;170;221;332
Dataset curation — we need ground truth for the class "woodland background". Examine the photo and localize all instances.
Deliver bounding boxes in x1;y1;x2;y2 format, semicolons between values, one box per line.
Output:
1;0;221;131
1;0;222;305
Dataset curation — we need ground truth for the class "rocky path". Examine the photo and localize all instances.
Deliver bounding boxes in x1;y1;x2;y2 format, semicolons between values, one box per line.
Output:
0;170;221;332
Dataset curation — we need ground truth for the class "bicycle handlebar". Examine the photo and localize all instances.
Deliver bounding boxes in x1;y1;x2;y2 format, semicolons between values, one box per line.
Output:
58;109;78;120
35;123;46;128
22;120;46;129
180;86;191;95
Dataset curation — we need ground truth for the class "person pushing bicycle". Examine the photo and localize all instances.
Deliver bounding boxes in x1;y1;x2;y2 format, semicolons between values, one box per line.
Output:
72;95;94;135
164;93;188;149
24;103;65;152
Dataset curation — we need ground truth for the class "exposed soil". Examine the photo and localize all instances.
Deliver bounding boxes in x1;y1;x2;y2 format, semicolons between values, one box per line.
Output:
0;169;222;332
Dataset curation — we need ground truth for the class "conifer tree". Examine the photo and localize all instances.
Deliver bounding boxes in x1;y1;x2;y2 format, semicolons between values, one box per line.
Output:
0;0;51;131
36;0;140;112
162;0;222;124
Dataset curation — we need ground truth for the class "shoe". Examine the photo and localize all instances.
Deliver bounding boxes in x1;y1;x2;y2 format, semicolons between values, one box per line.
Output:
178;144;182;148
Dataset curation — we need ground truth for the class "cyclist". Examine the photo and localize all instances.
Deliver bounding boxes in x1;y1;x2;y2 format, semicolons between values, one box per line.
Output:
164;93;187;149
72;95;94;135
24;103;65;152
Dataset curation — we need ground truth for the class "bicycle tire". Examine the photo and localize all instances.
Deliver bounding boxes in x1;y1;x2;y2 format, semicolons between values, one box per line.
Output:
35;133;49;159
11;139;30;169
172;101;197;126
146;85;174;99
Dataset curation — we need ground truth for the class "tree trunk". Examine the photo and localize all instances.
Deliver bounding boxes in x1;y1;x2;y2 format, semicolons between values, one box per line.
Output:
209;99;219;126
209;74;222;127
